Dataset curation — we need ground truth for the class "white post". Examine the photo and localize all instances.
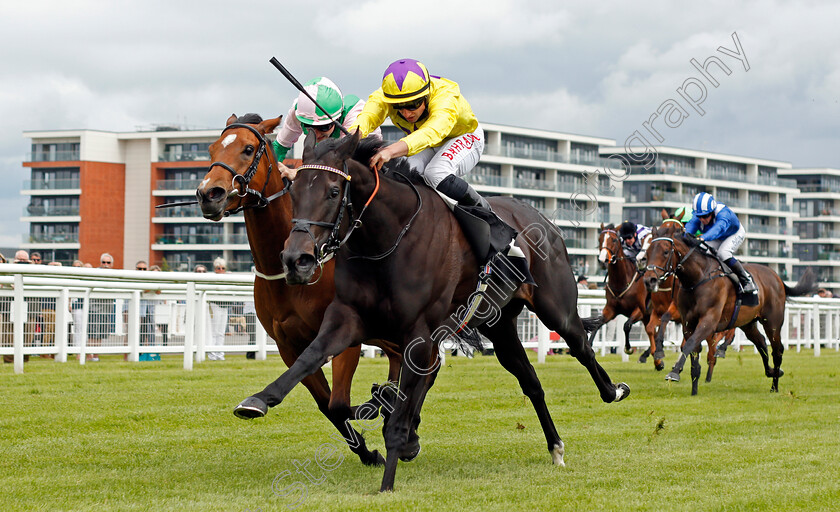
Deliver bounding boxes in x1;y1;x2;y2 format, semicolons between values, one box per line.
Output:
79;289;90;365
195;291;207;363
13;274;24;374
537;321;550;364
183;282;195;371
256;322;267;361
813;303;821;357
55;288;69;363
128;290;140;362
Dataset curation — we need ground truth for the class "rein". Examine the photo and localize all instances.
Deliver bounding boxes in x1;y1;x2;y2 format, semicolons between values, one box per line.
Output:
291;162;422;268
646;236;726;292
208;123;292;216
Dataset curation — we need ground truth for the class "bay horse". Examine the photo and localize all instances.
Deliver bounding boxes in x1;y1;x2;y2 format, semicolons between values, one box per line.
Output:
195;114;402;467
587;224;663;369
643;230;817;395
241;130;630;492
647;213;736;383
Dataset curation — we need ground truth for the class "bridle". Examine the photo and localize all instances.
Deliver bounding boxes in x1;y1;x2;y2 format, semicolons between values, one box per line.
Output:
206;123;291;216
599;229;622;266
289;160;422;283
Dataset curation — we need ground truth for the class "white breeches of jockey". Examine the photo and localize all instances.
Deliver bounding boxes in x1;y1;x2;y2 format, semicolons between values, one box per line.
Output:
704;224;745;261
405;123;485;189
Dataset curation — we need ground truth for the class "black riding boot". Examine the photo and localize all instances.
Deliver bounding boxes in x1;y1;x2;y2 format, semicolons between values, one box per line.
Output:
436;174;491;210
727;258;757;295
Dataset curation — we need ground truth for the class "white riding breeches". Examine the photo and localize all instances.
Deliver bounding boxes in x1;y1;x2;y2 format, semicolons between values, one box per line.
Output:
405;123;485;189
704;224;745;261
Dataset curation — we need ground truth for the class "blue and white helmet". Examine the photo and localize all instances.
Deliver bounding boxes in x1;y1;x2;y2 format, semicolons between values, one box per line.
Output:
692;192;717;217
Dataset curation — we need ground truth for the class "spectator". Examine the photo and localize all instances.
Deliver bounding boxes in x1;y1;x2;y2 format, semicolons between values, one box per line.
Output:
82;263;93;268
86;253;116;361
816;288;834;299
14;250;30;264
72;260;84;267
577;276;590;290
149;265;161;271
47;261;62;266
206;257;228;360
30;252;42;264
194;264;207;273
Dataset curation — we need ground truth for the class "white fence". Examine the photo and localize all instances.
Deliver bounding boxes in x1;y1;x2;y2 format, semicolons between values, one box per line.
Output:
1;264;837;374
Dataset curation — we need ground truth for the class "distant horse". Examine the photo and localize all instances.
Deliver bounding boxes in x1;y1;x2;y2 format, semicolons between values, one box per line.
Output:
643;231;817;395
239;130;630;492
195;114;402;467
646;212;736;383
587;224;660;366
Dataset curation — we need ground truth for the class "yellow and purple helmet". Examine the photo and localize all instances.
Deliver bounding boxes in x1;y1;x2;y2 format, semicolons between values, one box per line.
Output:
381;58;431;104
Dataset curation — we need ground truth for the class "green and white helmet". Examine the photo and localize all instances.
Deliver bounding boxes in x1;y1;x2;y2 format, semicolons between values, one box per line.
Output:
294;77;344;126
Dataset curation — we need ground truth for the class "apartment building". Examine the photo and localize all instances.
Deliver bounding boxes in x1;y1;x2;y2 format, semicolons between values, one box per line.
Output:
779;168;840;289
599;145;799;279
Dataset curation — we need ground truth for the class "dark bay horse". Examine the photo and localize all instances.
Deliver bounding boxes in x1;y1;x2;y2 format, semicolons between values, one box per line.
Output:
643;231;817;395
588;224;662;368
195;114;401;467
647;214;735;383
243;130;629;492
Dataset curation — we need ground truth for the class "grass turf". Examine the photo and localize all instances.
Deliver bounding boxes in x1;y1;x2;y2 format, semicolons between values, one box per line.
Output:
1;349;839;511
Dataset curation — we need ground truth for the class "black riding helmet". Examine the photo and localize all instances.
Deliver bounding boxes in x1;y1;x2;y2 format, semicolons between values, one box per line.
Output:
619;221;637;241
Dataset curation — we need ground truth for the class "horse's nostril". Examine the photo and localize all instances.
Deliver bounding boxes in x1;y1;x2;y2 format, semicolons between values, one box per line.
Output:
296;253;316;270
206;187;226;202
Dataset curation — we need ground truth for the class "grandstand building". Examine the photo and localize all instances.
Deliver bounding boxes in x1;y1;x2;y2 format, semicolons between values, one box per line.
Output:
600;145;800;280
779;168;840;288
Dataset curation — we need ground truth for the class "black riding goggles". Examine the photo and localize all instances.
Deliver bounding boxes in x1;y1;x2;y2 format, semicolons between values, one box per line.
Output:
392;97;426;111
301;123;334;134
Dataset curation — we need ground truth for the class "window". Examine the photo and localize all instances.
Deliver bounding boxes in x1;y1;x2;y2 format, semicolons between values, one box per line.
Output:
570;143;597;165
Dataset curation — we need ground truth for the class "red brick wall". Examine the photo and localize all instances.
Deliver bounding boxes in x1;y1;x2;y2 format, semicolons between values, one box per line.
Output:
79;161;126;267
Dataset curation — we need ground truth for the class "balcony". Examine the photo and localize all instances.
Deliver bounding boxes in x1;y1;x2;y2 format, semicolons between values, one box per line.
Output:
513;177;554;191
23;179;81;190
466;174;505;187
484;145;621;168
158;150;209;162
155;205;204;218
156;178;203;191
27;150;80;162
757;175;798;188
155;233;249;245
23;205;80;217
25;233;80;244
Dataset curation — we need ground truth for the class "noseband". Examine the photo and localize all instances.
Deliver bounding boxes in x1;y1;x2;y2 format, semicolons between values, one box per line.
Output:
206;123;291;216
600;229;622;265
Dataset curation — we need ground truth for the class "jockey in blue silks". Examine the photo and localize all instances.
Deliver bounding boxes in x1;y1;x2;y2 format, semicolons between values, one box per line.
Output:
685;192;758;296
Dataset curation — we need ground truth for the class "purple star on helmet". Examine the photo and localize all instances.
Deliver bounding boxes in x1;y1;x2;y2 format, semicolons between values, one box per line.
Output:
384;59;425;90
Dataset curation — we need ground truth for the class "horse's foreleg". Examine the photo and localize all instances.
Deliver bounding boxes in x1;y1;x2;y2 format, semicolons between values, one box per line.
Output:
666;317;713;383
705;332;722;383
655;307;676;360
644;313;664;370
380;332;437;492
690;351;701;396
623;309;643;355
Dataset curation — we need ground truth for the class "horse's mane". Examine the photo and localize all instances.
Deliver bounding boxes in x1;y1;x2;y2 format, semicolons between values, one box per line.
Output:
236;113;264;124
603;223;615;231
315;136;423;184
679;232;701;248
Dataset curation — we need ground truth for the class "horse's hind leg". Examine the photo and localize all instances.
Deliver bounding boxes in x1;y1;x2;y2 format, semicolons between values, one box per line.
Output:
623;310;644;355
530;295;630;404
479;314;565;466
644;313;665;371
760;317;786;393
740;321;778;391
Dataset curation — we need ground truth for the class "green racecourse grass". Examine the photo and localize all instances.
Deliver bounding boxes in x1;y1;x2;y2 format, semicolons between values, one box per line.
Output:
2;350;839;512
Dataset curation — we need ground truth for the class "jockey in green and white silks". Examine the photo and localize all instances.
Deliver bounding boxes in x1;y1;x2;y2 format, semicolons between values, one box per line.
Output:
685;192;757;296
272;77;381;161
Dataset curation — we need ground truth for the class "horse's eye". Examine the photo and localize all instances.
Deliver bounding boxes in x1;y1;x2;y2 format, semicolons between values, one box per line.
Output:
243;145;254;156
329;186;340;199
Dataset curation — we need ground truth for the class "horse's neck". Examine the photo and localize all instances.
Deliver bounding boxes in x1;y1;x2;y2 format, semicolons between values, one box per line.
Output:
675;247;717;287
243;193;292;273
609;256;636;284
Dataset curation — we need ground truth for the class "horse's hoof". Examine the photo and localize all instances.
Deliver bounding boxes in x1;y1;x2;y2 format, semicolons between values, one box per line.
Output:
777;369;784;378
363;450;385;467
665;371;680;382
233;396;268;419
715;349;726;359
400;432;421;462
614;382;630;402
550;442;566;467
637;354;648;364
654;350;665;360
399;445;421;462
624;347;636;355
655;361;665;371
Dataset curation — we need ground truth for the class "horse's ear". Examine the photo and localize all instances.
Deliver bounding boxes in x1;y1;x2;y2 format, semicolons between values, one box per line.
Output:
226;114;238;126
302;129;317;163
661;209;668;220
258;116;282;136
335;128;361;161
600;222;605;230
651;226;658;237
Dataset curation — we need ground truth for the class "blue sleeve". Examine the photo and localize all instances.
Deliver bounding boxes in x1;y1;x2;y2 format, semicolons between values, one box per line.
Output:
702;210;735;240
685;217;700;237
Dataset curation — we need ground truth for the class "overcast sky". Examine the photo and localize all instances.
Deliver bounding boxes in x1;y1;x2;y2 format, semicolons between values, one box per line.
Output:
2;0;839;248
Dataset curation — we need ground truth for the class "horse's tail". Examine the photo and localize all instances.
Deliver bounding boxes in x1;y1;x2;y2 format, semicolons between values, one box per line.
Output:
581;314;603;333
784;267;818;299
